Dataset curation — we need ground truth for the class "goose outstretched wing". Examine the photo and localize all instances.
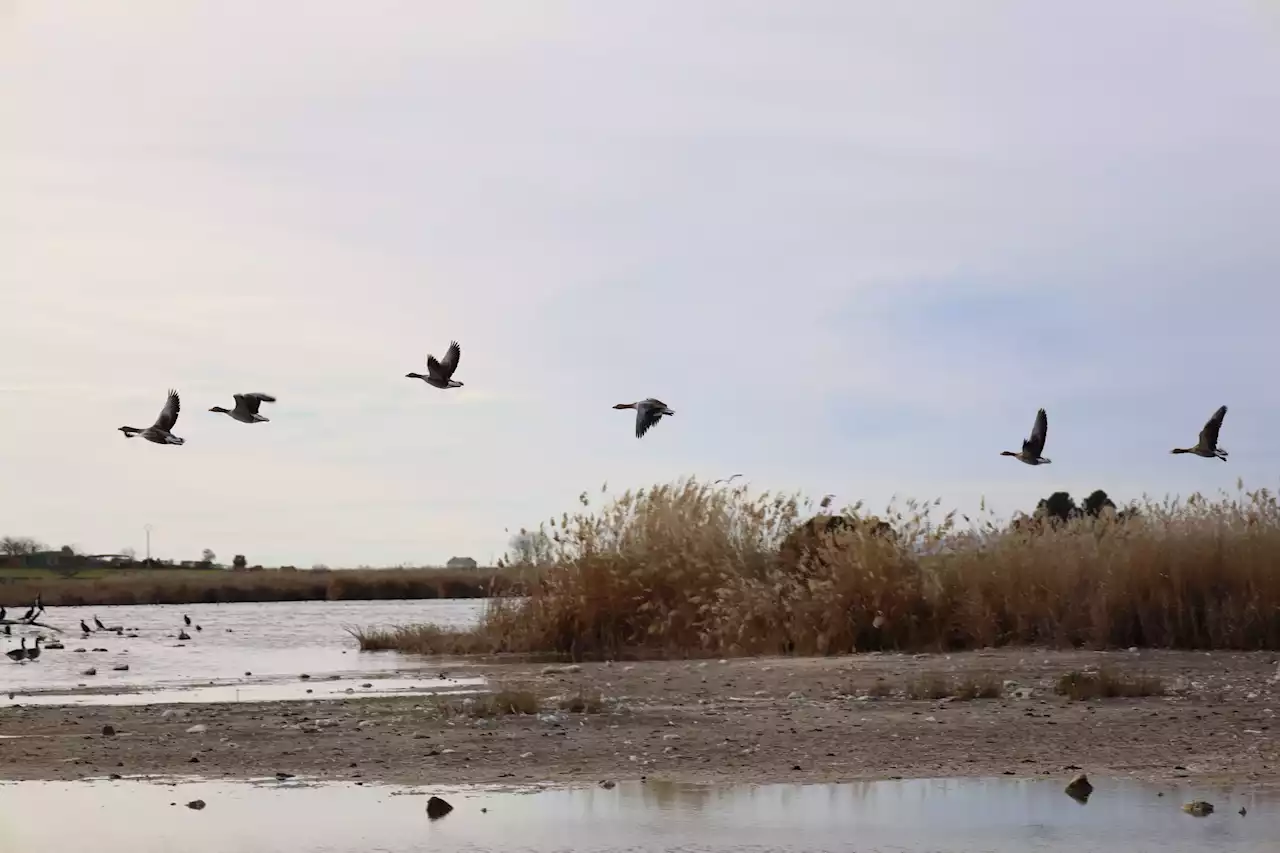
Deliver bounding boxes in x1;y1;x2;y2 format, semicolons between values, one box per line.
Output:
153;389;181;431
235;392;276;416
1022;408;1048;457
1199;405;1227;450
636;402;664;438
427;341;462;381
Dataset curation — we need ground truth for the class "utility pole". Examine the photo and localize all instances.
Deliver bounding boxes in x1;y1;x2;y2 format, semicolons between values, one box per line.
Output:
144;524;153;566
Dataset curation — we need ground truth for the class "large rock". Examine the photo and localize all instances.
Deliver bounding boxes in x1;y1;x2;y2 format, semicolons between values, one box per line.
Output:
426;796;454;820
1064;773;1093;803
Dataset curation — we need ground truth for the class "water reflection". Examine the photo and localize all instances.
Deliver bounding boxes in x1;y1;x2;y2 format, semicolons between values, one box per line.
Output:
0;776;1273;852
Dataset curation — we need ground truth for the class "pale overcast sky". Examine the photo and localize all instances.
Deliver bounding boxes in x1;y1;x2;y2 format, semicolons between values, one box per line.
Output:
2;2;1278;567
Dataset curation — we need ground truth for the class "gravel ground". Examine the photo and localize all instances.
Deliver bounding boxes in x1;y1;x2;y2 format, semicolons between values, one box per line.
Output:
2;649;1278;790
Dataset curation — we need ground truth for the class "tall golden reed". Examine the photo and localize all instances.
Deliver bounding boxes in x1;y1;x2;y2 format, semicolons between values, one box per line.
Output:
390;477;1280;658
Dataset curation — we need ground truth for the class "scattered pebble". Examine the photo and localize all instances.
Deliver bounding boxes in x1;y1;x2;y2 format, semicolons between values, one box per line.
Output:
185;799;206;811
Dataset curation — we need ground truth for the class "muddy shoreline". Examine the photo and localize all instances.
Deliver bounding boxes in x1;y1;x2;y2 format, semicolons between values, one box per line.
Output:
1;650;1277;790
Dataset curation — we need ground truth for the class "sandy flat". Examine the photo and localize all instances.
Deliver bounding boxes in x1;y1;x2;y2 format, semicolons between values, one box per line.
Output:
1;649;1277;789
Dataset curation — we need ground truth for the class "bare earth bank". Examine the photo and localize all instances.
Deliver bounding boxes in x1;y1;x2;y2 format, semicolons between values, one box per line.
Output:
2;650;1278;789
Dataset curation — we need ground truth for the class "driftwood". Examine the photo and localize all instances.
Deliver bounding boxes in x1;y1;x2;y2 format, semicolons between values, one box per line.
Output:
0;619;65;634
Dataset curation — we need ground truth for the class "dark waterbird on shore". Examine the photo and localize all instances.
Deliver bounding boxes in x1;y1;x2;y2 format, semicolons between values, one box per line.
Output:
184;614;191;626
25;637;42;661
406;340;464;389
1172;405;1229;461
94;616;106;631
119;389;185;445
1000;408;1051;465
0;606;5;621
210;392;277;424
80;620;91;634
6;638;26;662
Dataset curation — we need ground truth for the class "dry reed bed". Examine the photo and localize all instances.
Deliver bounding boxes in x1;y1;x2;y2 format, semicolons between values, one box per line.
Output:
363;478;1280;659
0;567;517;607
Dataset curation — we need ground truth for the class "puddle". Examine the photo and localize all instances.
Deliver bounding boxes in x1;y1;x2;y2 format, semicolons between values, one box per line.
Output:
0;776;1273;852
3;675;486;707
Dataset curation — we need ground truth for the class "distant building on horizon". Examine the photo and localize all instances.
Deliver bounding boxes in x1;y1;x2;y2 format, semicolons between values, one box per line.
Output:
445;556;478;571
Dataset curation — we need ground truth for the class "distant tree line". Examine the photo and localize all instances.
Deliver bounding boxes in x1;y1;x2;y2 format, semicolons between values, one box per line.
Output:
1012;489;1138;531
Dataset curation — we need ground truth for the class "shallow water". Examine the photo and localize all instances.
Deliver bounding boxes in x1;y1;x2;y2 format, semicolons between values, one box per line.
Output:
0;776;1272;852
0;599;484;704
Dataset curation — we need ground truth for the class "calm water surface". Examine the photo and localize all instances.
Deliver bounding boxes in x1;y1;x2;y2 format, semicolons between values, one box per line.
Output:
0;599;484;704
0;777;1272;852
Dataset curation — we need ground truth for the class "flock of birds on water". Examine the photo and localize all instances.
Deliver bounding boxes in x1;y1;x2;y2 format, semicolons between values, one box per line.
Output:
2;334;1237;662
3;594;202;663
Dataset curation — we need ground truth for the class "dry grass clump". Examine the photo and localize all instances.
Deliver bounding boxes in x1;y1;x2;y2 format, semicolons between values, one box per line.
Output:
557;692;606;713
905;673;1002;700
905;673;951;700
1055;667;1166;700
435;689;541;717
347;624;504;655
951;674;1004;700
374;478;1280;659
0;567;515;607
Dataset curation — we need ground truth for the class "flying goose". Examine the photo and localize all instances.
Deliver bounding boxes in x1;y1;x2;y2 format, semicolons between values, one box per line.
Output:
6;639;25;662
1000;408;1051;465
406;341;463;389
24;637;42;661
713;474;744;485
1172;405;1229;461
210;392;277;424
119;389;185;445
613;398;675;439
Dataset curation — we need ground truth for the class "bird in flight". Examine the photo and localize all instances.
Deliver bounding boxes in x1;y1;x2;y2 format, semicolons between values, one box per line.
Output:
119;389;185;445
613;398;675;439
1171;405;1229;461
1000;408;1051;465
406;341;464;389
